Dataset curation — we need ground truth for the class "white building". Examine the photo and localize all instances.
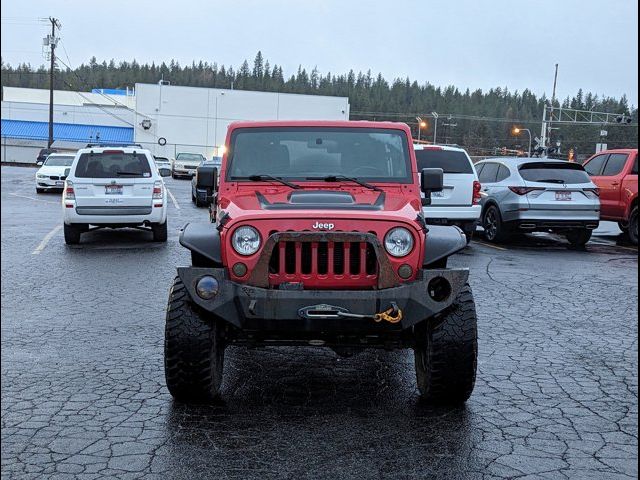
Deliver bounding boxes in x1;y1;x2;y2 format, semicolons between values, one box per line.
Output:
1;84;350;163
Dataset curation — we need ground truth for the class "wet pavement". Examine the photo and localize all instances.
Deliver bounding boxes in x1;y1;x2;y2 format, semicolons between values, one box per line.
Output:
1;165;637;479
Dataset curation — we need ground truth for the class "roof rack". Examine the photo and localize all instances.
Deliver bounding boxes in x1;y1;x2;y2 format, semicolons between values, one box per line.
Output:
85;143;143;148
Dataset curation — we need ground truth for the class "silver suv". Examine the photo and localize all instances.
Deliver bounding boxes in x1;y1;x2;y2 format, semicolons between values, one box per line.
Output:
476;158;600;247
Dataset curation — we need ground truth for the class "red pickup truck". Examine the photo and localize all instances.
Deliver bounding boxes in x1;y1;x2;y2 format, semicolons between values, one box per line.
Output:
583;148;638;244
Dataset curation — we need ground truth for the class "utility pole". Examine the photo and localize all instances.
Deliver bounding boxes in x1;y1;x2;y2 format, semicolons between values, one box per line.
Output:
46;17;61;148
540;63;559;152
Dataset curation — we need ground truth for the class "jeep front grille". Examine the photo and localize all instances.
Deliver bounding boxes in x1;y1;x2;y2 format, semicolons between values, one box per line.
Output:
269;240;377;284
246;232;401;290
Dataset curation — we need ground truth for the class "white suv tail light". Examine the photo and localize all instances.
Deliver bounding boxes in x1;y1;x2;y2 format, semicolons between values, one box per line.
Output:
153;181;163;200
64;181;75;200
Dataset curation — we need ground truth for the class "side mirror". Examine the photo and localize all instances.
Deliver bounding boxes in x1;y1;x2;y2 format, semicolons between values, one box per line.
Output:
160;168;172;177
196;165;218;193
36;160;44;166
64;168;71;177
420;168;444;206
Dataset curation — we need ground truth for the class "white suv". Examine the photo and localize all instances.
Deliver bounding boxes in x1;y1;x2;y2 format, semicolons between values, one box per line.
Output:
414;144;482;243
62;145;168;244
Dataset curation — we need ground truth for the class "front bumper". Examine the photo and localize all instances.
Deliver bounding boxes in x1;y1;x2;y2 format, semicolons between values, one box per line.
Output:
177;267;469;332
36;178;65;189
173;168;196;177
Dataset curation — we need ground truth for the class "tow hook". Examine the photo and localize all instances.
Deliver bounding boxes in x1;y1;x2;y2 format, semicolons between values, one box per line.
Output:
297;302;403;324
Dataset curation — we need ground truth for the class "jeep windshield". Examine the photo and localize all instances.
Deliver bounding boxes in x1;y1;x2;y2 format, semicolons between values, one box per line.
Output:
227;127;412;183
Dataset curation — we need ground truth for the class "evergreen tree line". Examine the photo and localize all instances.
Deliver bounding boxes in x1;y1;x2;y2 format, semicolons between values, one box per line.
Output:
2;51;637;158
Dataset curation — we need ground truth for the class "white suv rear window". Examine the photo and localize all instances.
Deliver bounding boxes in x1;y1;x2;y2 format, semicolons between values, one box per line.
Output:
415;150;473;174
75;152;152;178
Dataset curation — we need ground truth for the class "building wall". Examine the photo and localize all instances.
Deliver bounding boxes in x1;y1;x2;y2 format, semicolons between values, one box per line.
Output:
133;84;350;158
2;86;136;108
1;101;134;127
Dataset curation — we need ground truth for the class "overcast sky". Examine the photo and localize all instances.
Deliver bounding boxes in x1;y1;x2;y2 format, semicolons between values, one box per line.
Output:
2;0;638;106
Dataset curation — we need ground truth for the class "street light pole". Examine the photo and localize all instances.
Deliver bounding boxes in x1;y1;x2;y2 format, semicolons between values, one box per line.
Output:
513;127;532;156
431;111;439;144
415;116;422;142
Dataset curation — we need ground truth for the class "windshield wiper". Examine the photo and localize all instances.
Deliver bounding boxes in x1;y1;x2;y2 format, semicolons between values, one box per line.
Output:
308;175;382;192
245;174;301;189
116;171;142;176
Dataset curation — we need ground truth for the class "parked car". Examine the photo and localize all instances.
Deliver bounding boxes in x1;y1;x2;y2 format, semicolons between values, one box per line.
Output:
165;120;477;405
36;148;57;164
191;159;219;207
153;156;172;177
35;153;75;193
476;158;600;247
62;145;168;244
172;153;206;178
413;144;481;243
582;148;638;245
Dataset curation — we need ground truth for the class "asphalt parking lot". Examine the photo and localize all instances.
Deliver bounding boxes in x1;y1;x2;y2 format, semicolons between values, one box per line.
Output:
1;165;637;479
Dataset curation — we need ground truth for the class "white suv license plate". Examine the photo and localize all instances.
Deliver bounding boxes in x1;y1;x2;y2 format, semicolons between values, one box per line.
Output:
105;185;123;195
555;191;572;201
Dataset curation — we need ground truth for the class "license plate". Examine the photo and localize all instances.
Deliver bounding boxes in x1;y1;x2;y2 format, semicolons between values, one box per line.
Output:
105;185;123;195
55;181;64;187
555;191;572;201
431;191;446;198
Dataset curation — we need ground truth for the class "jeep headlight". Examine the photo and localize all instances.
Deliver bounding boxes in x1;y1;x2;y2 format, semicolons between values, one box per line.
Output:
384;227;414;257
231;226;261;256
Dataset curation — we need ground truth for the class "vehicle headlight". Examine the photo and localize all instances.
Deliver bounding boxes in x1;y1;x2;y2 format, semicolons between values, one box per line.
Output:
37;173;47;179
384;227;414;257
232;226;261;256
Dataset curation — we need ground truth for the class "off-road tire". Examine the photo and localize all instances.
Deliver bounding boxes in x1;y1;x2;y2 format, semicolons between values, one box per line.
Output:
414;284;477;404
565;229;592;248
152;221;168;242
628;207;638;246
618;221;629;233
164;276;225;403
483;205;510;243
63;224;82;245
463;229;474;244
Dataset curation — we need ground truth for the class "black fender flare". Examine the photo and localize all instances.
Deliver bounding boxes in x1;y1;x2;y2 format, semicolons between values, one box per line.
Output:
179;222;222;265
423;225;467;267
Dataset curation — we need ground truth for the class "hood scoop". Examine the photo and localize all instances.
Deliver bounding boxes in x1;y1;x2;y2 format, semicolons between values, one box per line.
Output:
256;190;385;211
289;190;355;205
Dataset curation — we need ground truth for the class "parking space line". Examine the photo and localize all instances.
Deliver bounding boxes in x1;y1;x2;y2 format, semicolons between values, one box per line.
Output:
474;241;508;251
32;225;62;255
166;187;180;210
9;192;59;205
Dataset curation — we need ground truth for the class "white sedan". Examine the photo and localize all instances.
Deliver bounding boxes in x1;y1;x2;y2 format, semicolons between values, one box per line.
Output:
36;153;76;193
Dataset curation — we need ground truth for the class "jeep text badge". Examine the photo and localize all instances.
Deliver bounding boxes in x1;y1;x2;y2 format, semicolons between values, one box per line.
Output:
312;222;335;230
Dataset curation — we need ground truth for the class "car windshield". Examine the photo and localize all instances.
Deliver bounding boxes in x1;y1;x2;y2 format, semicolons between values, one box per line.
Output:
75;152;152;178
176;153;203;162
519;162;591;184
415;149;473;174
227;127;412;183
44;155;74;167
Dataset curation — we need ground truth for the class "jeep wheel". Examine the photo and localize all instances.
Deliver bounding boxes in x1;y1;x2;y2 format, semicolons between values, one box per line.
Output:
565;229;592;248
152;222;168;242
165;276;225;402
483;205;510;243
413;284;477;404
63;224;82;245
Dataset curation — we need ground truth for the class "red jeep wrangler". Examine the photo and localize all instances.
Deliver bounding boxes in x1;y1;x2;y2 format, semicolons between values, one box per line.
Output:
583;148;638;244
165;121;477;404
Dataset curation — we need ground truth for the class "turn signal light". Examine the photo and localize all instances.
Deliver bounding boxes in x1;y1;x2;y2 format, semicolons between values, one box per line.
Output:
584;188;600;197
508;186;544;196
